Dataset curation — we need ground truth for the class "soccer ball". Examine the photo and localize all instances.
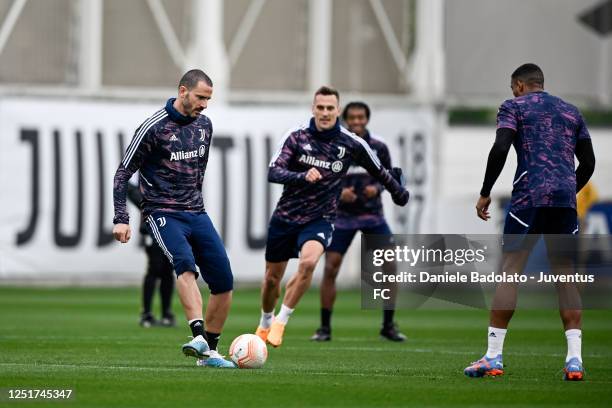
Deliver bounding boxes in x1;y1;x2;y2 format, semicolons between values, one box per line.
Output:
229;334;268;369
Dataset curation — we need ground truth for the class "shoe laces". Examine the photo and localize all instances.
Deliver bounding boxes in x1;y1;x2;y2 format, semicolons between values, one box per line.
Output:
469;356;488;366
469;356;503;368
191;335;207;343
207;350;226;359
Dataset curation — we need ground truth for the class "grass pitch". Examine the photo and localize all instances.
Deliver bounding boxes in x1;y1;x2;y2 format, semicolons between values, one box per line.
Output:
0;286;611;407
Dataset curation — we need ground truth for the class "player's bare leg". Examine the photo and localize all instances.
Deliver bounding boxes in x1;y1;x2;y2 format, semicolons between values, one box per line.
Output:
550;253;583;329
205;291;232;333
283;240;325;307
176;272;203;321
268;240;325;347
559;306;584;380
176;272;210;358
559;308;582;330
199;290;233;367
262;261;288;312
256;261;287;341
321;252;343;309
552;255;584;380
489;250;530;327
177;273;234;367
466;250;529;377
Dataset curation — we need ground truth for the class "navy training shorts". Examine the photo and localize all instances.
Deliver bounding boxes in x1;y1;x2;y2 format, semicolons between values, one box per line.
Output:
145;211;233;294
265;217;334;262
502;207;578;252
327;221;393;255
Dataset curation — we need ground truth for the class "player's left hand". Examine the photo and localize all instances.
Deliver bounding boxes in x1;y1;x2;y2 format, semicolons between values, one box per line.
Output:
476;196;491;221
390;167;407;187
363;185;379;199
391;189;409;206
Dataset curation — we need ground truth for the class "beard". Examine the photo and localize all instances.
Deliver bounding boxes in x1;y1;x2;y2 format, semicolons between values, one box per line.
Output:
181;97;195;117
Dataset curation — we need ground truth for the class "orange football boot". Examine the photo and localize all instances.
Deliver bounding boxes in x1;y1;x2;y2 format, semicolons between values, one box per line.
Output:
267;321;286;348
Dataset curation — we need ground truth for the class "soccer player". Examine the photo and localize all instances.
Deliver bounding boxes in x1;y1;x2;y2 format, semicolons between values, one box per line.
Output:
255;87;410;347
113;69;235;368
464;63;595;380
126;178;175;328
310;101;406;342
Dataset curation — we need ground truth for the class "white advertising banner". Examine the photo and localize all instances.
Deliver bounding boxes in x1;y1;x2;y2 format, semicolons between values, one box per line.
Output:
0;97;435;283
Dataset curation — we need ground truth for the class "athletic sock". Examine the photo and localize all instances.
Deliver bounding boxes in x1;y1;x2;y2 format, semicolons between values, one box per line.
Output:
205;331;221;351
259;310;274;329
383;309;395;328
188;318;205;339
565;329;582;363
485;326;507;358
275;304;294;325
321;308;332;329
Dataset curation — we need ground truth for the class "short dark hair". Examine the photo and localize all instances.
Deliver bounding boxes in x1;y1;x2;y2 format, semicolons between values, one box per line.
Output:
314;86;340;102
511;63;544;87
342;101;371;121
179;69;213;90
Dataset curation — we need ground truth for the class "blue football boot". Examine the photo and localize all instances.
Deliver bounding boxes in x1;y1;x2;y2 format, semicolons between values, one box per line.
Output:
182;335;210;358
196;350;237;369
563;357;584;381
464;355;504;377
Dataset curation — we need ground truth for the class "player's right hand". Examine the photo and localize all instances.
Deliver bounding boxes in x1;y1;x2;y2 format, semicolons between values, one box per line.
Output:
476;196;491;221
340;187;358;203
113;223;132;243
305;167;322;183
391;189;409;206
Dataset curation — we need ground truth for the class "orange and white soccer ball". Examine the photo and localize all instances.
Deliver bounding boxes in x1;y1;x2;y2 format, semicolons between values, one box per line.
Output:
229;334;268;369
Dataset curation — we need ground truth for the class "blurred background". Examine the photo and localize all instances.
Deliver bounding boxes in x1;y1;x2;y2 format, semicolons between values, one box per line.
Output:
0;0;611;286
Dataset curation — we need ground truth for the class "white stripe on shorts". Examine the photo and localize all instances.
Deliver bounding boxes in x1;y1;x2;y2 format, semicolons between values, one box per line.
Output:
147;215;174;263
508;211;530;228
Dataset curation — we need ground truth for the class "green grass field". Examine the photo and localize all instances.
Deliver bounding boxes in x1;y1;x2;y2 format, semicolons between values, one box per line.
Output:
1;286;611;407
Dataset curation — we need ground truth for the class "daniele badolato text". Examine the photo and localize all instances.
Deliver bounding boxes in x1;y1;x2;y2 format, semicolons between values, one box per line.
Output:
368;246;595;284
371;271;595;284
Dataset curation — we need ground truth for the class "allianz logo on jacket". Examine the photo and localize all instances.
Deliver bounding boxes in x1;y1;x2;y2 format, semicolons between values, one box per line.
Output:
170;145;207;161
298;154;343;173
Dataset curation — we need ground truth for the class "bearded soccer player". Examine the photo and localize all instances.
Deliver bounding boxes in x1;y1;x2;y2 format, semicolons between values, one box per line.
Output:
255;87;410;347
311;101;406;342
113;69;235;368
464;64;595;380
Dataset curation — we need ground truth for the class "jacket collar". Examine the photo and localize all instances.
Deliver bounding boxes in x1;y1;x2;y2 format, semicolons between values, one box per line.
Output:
165;98;197;125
